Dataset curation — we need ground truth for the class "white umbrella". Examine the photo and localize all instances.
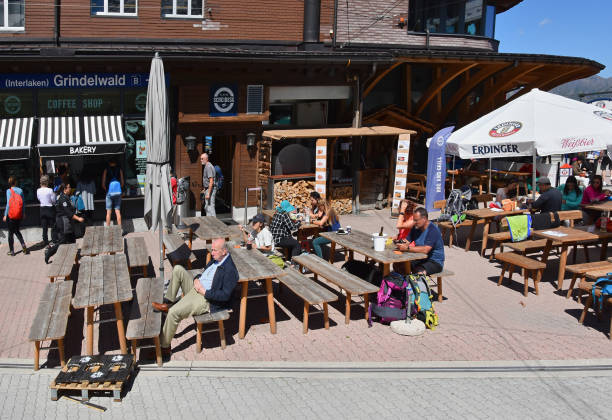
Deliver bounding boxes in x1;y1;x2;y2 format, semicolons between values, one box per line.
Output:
144;53;173;277
445;88;612;197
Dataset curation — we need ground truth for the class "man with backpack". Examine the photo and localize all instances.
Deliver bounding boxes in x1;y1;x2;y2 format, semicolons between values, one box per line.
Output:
397;207;444;275
3;176;28;256
200;153;216;217
101;159;125;233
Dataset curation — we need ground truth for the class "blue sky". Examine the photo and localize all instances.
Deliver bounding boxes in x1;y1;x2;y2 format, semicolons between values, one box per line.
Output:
495;0;611;77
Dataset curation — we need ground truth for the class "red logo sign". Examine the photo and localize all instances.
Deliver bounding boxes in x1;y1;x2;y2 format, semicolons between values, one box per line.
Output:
594;110;612;121
489;121;522;137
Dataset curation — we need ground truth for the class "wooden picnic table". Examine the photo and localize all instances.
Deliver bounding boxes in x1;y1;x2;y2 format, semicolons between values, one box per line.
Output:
228;248;287;339
318;229;427;276
46;243;79;282
262;209;320;241
80;225;123;256
463;208;526;255
73;254;133;355
533;226;612;291
124;236;149;277
583;201;612;213
181;216;231;262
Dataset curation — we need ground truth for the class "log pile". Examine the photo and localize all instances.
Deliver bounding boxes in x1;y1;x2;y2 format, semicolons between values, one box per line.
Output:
330;186;352;214
273;180;315;210
257;138;273;203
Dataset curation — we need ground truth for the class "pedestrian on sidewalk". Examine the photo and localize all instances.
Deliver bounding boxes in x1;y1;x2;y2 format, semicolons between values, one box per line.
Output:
44;183;85;264
102;159;125;233
200;153;216;217
37;175;56;247
3;176;28;256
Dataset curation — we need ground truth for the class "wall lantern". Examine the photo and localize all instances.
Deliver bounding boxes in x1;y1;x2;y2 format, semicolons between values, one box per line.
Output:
246;132;257;148
184;135;197;152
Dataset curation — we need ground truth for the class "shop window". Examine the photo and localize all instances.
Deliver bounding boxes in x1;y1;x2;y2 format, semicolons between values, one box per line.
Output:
81;90;121;116
124;89;147;115
162;0;202;18
1;0;25;30
38;90;81;117
269;104;293;126
0;91;33;118
91;0;137;16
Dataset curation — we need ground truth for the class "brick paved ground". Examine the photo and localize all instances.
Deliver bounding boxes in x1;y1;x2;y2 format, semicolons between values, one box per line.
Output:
1;209;611;366
0;366;609;419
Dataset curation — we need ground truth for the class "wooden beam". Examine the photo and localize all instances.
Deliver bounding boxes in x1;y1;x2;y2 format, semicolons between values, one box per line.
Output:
363;62;404;99
498;66;580;105
404;64;412;114
471;64;545;119
179;112;269;124
539;67;596;91
414;62;478;117
433;62;510;126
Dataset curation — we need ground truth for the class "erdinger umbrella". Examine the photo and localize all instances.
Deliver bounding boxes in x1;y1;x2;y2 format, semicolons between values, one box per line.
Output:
445;88;612;197
144;52;172;277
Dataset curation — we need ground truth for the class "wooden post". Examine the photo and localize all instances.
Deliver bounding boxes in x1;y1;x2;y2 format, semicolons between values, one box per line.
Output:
303;302;309;334
114;302;128;354
34;341;40;371
265;278;277;335
352;137;361;214
218;320;226;349
86;307;94;356
58;338;65;369
345;292;352;324
239;282;248;339
154;336;162;367
323;302;330;329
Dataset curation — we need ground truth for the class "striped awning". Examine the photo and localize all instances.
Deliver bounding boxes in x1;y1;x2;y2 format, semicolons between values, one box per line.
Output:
0;118;35;160
83;115;126;154
37;116;81;157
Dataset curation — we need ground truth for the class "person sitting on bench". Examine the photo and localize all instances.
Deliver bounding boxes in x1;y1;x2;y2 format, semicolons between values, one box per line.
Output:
151;238;238;358
397;207;445;275
270;200;302;261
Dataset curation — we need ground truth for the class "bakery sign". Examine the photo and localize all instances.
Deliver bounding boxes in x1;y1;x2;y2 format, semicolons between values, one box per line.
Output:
210;84;238;116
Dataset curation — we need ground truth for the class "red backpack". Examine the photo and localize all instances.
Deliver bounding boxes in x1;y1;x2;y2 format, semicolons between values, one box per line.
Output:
8;188;23;220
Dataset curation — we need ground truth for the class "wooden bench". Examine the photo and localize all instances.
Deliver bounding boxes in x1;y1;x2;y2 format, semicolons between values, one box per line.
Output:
435;194;494;247
162;233;196;269
405;173;427;201
278;268;338;334
126;277;163;366
496;252;546;297
566;261;612;301
578;279;612;340
28;281;73;370
193;309;232;352
46;243;78;282
430;269;455;302
292;254;378;324
125;236;150;277
487;210;583;260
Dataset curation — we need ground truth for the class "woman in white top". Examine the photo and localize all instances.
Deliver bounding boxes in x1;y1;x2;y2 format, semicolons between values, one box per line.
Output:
239;213;275;255
37;175;56;246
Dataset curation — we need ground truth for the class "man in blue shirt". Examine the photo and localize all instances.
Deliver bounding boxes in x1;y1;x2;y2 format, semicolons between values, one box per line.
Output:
397;207;445;275
152;238;238;357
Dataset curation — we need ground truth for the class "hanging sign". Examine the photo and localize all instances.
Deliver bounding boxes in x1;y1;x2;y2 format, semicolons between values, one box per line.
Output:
210;85;238;116
391;134;411;215
425;126;454;212
315;139;327;199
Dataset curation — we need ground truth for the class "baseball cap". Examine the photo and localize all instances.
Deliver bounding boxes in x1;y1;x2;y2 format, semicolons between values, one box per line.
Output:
250;214;265;224
536;176;551;185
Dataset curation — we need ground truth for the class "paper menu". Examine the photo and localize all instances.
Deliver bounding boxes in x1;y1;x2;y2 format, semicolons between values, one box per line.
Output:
541;230;568;237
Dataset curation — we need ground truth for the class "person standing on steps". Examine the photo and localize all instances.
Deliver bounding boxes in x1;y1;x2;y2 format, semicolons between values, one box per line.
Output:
3;176;28;256
200;153;216;217
101;159;125;234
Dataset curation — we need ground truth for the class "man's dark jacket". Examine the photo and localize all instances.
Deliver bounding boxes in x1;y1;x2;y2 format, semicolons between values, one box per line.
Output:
200;254;239;313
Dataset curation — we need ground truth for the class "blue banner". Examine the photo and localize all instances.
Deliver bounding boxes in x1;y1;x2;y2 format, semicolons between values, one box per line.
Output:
425;126;454;212
0;73;163;89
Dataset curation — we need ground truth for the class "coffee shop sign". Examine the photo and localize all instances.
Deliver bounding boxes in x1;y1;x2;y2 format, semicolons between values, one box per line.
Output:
0;73;161;89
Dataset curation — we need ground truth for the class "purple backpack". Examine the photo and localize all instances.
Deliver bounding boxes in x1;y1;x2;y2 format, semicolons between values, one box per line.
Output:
368;272;414;326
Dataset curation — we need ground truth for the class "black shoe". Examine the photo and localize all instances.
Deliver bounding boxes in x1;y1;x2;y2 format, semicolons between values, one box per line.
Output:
22;247;29;255
7;251;15;257
44;248;51;264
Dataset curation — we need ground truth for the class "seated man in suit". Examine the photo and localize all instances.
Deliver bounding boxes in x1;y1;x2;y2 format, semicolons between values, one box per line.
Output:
152;237;238;358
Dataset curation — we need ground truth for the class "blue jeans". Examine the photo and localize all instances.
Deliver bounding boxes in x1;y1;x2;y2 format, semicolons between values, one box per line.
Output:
105;194;121;210
312;236;331;259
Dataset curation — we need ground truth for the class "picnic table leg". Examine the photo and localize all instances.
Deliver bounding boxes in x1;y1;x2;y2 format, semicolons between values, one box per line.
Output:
540;239;553;264
239;282;248;339
58;338;65;369
480;220;491;256
86;307;94;356
382;264;390;276
154;337;162;366
303;302;309;334
345;292;352;324
557;244;569;291
464;220;478;252
196;323;203;353
404;261;412;275
33;341;40;371
600;239;608;261
364;293;370;320
328;241;336;264
114;302;128;354
188;230;193;250
323;303;330;329
265;278;276;335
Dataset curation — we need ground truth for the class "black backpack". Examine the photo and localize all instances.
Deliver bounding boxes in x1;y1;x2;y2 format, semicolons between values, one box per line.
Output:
531;211;560;230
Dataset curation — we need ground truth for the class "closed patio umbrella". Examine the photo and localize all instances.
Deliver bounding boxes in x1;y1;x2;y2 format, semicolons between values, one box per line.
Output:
144;52;172;277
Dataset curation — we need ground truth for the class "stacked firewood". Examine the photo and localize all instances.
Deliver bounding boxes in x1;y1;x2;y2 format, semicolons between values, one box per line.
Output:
273;180;315;210
330;186;352;214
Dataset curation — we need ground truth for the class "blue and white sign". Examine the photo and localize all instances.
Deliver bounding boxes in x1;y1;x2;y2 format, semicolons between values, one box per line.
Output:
425;126;454;212
0;73;154;89
210;84;238;116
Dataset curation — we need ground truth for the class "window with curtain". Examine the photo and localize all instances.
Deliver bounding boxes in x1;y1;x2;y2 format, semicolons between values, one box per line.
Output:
1;0;25;30
162;0;203;18
91;0;137;16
